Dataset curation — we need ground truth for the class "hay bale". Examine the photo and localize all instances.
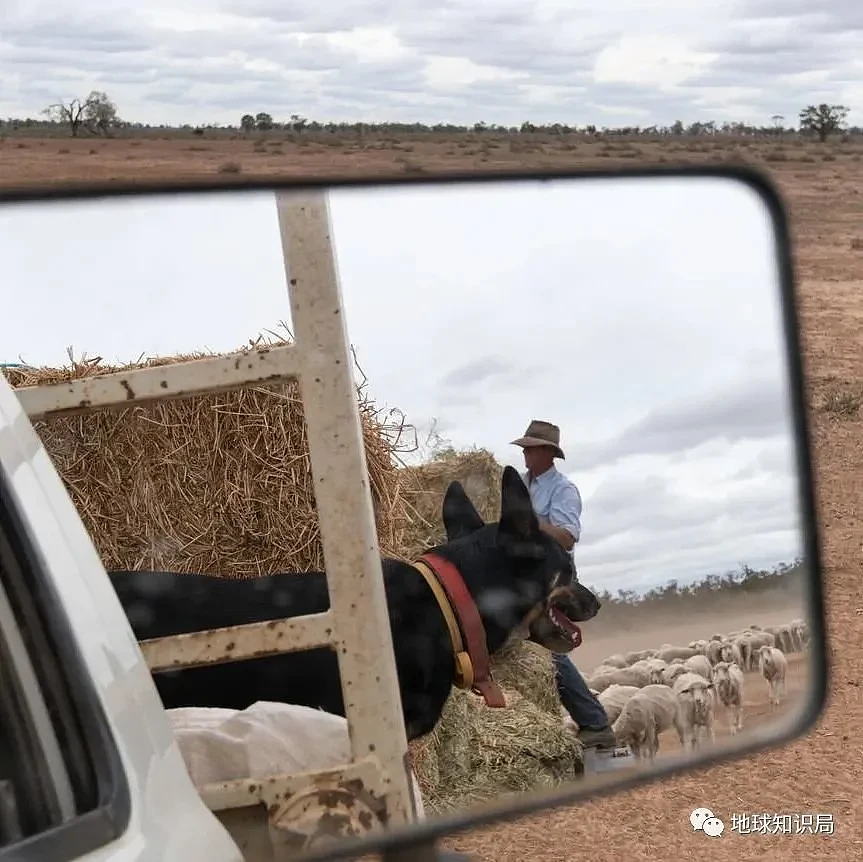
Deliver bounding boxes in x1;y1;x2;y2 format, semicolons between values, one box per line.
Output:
491;639;561;718
400;447;503;557
3;342;415;577
408;687;471;808
411;686;583;815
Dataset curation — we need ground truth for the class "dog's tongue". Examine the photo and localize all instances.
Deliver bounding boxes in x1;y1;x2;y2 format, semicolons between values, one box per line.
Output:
551;607;583;648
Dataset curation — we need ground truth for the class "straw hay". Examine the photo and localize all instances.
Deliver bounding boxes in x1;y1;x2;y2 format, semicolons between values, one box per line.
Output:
3;341;416;577
410;684;583;815
408;638;580;814
400;447;503;557
491;639;563;718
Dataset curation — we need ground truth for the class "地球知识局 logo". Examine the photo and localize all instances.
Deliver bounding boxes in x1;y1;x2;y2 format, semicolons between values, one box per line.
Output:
690;807;725;838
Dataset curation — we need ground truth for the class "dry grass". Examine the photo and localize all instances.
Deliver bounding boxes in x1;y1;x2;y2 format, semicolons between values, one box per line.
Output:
1;132;862;186
410;642;581;816
400;447;503;557
3;131;863;860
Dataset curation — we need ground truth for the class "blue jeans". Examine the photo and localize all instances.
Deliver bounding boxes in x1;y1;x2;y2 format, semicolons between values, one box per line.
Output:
554;653;610;730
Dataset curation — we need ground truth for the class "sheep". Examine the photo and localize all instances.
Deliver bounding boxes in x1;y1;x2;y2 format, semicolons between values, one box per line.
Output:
561;683;637;731
712;661;745;735
600;654;629;669
789;618;809;651
657;645;700;664
688;639;708;654
673;672;716;752
733;633;756;671
624;649;656;665
749;629;776;649
724;640;744;668
597;684;640;724
627;657;668;680
588;662;663;692
765;625;794;653
705;639;726;666
590;663;623;678
682;653;713;682
735;629;775;670
611;684;684;761
642;657;670;681
661;663;689;687
757;645;788;708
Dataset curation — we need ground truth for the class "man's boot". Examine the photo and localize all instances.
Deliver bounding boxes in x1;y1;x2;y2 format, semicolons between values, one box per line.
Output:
577;725;617;749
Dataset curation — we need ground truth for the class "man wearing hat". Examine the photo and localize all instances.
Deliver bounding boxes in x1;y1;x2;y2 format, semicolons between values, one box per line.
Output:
511;420;616;749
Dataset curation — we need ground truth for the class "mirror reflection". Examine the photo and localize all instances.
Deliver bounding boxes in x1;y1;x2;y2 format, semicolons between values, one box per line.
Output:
0;176;811;853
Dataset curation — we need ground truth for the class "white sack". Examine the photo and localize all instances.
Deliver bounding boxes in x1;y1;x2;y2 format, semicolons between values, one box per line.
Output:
167;701;425;819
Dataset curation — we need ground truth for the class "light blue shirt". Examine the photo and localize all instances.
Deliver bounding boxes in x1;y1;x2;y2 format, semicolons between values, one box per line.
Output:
520;466;583;547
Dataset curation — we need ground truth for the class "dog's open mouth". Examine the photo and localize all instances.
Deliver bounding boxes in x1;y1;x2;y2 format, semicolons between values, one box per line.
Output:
547;604;582;648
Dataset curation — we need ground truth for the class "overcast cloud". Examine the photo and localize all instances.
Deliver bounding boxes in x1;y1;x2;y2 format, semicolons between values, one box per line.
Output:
0;175;804;595
0;0;860;127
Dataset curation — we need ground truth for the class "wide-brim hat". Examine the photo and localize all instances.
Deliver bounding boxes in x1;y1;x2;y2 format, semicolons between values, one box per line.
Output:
510;419;565;460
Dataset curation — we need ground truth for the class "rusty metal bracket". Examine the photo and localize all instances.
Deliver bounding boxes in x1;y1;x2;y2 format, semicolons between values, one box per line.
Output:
14;344;300;421
138;611;335;673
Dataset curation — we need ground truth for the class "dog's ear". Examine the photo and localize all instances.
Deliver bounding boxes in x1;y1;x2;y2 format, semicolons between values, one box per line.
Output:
442;480;485;540
498;465;541;543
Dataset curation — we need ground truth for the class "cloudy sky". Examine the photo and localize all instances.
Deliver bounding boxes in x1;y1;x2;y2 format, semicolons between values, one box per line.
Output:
0;175;805;595
0;0;860;128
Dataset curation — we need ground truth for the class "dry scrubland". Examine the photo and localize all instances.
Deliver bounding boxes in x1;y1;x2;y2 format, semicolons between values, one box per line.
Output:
0;127;862;184
2;130;862;860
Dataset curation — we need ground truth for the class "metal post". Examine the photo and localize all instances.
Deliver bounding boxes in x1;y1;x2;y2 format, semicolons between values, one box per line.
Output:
275;190;416;827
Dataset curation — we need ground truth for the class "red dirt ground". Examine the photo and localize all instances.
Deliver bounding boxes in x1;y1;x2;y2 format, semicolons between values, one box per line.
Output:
2;131;861;860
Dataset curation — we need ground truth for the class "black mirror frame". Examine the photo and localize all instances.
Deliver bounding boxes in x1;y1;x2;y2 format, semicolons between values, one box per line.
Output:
0;163;827;862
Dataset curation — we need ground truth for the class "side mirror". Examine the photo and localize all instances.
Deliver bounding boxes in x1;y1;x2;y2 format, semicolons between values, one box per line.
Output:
0;166;824;862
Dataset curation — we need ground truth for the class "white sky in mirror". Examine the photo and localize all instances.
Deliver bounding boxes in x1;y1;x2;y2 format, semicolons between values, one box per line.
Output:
0;177;802;594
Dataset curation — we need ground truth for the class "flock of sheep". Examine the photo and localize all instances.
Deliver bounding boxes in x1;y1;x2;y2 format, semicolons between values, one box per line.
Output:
563;618;810;761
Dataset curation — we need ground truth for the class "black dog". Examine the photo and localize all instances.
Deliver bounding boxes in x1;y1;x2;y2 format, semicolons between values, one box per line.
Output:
109;465;601;740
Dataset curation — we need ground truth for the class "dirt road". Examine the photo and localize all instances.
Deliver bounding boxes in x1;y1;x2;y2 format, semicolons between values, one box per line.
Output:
572;594;807;673
658;653;807;757
568;601;810;758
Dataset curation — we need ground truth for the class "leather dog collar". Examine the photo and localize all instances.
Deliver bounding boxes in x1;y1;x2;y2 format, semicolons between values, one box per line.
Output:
412;553;506;708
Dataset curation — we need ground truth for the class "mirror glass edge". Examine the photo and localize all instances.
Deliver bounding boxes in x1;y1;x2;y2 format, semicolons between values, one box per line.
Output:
0;166;827;859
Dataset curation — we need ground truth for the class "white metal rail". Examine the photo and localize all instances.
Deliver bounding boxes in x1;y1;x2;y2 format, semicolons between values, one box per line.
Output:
13;189;417;851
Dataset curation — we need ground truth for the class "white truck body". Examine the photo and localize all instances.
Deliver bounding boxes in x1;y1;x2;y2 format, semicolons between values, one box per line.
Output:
0;349;245;861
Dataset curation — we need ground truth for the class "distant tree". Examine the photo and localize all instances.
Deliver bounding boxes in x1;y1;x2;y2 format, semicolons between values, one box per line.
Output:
240;114;256;133
288;113;308;133
799;103;849;142
43;91;119;137
82;91;119;136
43;98;89;136
255;112;274;131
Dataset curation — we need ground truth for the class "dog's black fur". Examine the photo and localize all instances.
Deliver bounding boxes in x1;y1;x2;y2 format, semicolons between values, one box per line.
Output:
109;465;601;740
